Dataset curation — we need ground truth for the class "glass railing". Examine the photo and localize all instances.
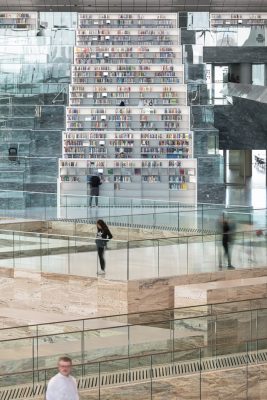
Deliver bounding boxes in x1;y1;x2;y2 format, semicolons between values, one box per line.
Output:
1;300;267;395
0;104;65;125
0;82;68;95
188;82;267;107
0;31;76;46
0;156;60;187
1;338;267;397
126;228;267;279
223;82;267;104
0;189;262;228
0;227;265;280
188;82;233;106
0;228;127;277
187;26;267;47
98;205;260;234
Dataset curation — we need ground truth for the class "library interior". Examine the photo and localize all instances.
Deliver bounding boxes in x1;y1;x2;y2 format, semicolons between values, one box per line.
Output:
0;1;267;399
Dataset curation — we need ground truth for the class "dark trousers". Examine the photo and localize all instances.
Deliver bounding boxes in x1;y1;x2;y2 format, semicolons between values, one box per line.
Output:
90;187;99;206
97;247;106;271
221;240;232;267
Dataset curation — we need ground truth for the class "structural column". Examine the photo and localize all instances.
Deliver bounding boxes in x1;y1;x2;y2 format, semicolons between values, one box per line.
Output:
239;63;252;85
229;63;252;84
239;150;252;178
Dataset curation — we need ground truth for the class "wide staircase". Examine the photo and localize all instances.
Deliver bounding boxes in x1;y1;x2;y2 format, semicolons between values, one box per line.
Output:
1;295;267;399
1;347;267;399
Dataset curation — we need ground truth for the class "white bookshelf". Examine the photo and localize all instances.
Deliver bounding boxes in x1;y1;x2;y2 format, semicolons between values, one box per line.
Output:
76;27;180;46
0;12;37;29
66;106;190;132
74;45;182;65
78;13;178;29
62;130;193;160
69;82;187;106
59;158;197;197
71;65;184;86
59;13;197;203
210;13;267;27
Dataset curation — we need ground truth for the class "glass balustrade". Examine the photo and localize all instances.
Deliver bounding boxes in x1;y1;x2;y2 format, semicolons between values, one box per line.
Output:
0;226;265;280
1;303;267;398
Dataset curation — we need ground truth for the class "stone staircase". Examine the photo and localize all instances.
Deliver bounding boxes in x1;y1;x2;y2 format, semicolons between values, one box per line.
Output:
1;348;267;399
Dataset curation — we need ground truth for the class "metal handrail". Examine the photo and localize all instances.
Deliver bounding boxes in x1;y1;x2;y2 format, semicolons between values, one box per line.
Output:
0;335;266;379
0;296;266;340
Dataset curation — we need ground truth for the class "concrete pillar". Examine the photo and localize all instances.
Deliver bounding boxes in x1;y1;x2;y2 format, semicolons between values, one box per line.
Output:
229;63;252;84
239;63;252;84
240;150;252;178
229;150;240;171
229;64;240;82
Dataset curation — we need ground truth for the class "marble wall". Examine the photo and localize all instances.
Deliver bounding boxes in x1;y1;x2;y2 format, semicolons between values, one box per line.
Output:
1;265;267;327
47;220;194;240
2;265;267;391
0;220;45;232
175;276;267;307
97;279;128;315
204;46;267;64
0;268;98;327
215;97;267;150
127;267;267;314
0;219;187;241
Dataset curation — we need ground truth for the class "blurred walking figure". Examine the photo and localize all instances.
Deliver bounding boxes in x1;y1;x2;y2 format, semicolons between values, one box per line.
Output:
219;217;235;270
96;219;113;275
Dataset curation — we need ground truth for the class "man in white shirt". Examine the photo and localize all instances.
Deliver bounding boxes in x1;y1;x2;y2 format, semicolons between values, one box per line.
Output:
46;356;79;400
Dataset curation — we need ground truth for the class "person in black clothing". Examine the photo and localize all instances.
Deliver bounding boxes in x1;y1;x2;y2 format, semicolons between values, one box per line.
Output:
95;219;113;275
219;218;235;270
89;174;102;207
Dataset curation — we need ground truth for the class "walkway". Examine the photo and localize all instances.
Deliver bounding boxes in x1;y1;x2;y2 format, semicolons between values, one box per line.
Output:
0;235;265;280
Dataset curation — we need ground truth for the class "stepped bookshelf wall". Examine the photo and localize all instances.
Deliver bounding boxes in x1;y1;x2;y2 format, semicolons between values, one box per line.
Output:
59;13;197;202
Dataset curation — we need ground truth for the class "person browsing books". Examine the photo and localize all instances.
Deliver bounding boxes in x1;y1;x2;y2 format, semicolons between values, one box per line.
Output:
89;174;102;207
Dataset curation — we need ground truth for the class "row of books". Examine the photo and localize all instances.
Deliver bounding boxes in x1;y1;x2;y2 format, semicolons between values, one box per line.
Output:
72;77;180;84
63;132;191;139
60;160;194;169
79;21;176;29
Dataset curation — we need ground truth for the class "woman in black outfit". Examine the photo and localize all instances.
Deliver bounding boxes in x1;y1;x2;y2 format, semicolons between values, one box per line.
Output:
95;219;113;274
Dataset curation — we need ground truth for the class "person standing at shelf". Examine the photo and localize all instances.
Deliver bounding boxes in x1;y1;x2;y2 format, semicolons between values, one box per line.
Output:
96;219;113;275
218;217;235;270
118;149;126;158
89;173;102;207
46;356;79;400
